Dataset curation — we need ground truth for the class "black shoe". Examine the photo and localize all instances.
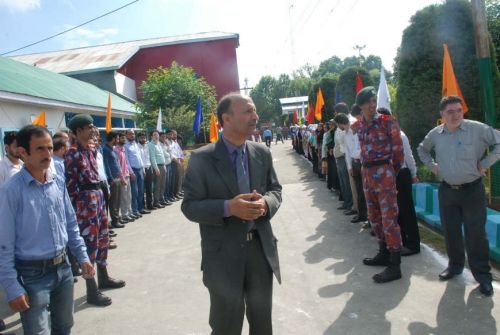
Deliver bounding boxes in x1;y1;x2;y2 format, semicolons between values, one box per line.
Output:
97;265;126;290
373;252;402;283
119;217;130;224
153;203;165;208
401;246;420;257
146;206;155;210
438;267;463;281
124;216;135;222
479;282;494;296
111;221;125;228
337;205;348;210
132;213;142;218
140;209;151;215
351;216;367;223
0;318;5;331
344;209;357;216
109;230;117;237
361;222;371;229
86;278;112;306
363;244;390;266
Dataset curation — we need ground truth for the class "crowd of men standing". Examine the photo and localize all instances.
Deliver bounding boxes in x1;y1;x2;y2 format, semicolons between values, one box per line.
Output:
0;114;185;334
290;88;497;295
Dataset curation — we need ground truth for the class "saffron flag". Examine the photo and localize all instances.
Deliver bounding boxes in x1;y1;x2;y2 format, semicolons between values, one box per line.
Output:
355;73;363;94
209;110;219;143
442;44;468;112
377;67;391;111
156;107;162;132
293;111;298;124
105;93;112;133
307;102;315;124
315;89;324;121
32;111;46;127
193;96;203;136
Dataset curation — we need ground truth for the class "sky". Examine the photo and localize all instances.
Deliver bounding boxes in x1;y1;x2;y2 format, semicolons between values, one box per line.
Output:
0;0;443;89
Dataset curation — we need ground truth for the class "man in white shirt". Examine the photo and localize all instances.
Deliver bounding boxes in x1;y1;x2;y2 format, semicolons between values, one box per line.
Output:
137;132;153;210
0;131;23;184
167;130;184;200
335;109;368;224
333;104;354;213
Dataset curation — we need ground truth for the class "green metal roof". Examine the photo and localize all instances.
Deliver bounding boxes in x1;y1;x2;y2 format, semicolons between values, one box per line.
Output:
0;56;135;113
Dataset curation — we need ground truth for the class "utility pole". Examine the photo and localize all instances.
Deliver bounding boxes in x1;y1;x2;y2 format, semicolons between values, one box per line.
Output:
471;0;496;127
353;44;366;66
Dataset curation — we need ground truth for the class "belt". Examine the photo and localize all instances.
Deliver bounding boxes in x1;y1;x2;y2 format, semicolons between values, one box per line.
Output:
80;183;100;191
246;230;259;242
362;159;390;168
16;252;67;268
442;178;481;190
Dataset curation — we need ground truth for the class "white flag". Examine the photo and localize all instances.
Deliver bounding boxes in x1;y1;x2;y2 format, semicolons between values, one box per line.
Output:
301;101;306;119
377;67;391;112
156;107;162;132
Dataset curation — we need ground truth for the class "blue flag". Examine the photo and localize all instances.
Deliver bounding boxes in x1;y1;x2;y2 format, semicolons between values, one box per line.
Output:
193;96;203;136
335;92;343;104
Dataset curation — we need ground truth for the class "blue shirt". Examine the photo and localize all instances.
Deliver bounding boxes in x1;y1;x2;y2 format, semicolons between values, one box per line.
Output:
125;140;144;169
0;168;89;301
53;155;65;177
102;143;121;181
263;129;272;137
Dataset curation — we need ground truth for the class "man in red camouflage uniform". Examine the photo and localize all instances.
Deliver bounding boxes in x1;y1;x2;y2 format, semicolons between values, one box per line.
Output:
351;87;405;283
65;114;125;306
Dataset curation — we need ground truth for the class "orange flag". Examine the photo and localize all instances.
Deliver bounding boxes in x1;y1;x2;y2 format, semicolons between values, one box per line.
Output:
209;110;219;143
32;111;46;127
442;44;468;112
105;93;112;133
315;89;324;121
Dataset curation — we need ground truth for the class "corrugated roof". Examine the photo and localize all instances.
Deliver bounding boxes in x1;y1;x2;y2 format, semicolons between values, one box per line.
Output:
0;56;135;113
11;31;239;75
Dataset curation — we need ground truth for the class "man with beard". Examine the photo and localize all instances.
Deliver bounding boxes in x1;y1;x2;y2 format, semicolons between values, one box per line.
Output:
65;114;125;306
182;93;282;335
137;132;154;211
0;132;23;184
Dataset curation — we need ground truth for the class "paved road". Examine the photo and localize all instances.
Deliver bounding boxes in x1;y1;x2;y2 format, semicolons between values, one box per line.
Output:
1;140;498;334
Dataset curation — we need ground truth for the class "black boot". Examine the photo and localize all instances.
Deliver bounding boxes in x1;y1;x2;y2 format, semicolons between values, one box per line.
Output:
373;251;402;283
111;220;125;229
363;243;390;266
97;265;126;289
86;278;112;306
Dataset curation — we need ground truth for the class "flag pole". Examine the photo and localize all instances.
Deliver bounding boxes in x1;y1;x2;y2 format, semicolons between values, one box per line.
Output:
203;114;207;144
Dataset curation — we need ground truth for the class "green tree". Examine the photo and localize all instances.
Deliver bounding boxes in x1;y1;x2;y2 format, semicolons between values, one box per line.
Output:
135;62;217;143
395;0;500;150
335;67;373;108
486;0;500;68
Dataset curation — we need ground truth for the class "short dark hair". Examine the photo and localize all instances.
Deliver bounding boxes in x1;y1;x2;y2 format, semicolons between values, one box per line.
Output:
334;103;349;114
136;132;145;137
106;131;119;142
53;129;70;140
333;113;349;125
217;92;247;127
16;125;51;155
118;132;126;138
439;96;463;111
150;130;160;137
4;131;18;146
350;104;362;117
53;137;68;152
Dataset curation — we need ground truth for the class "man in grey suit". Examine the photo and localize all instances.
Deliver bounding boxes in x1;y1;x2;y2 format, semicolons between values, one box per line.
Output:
182;92;282;335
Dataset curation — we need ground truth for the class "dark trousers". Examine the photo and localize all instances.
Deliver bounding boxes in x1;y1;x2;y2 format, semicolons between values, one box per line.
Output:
439;180;492;284
351;160;367;219
264;136;272;148
109;179;122;223
396;168;420;249
311;147;318;173
336;156;353;209
204;238;273;335
144;167;153;209
327;154;340;191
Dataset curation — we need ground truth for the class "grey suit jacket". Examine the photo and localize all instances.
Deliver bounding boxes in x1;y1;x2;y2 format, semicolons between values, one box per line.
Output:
181;138;282;284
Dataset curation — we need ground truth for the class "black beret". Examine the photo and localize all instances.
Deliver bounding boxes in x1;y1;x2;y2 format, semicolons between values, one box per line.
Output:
67;114;93;132
355;86;377;105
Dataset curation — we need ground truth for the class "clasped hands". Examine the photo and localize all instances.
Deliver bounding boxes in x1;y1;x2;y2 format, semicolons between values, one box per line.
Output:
228;190;268;221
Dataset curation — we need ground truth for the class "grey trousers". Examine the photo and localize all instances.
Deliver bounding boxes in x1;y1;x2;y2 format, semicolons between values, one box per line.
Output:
153;164;166;205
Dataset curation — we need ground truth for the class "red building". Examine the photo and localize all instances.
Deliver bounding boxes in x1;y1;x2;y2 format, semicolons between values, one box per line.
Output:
12;32;240;102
